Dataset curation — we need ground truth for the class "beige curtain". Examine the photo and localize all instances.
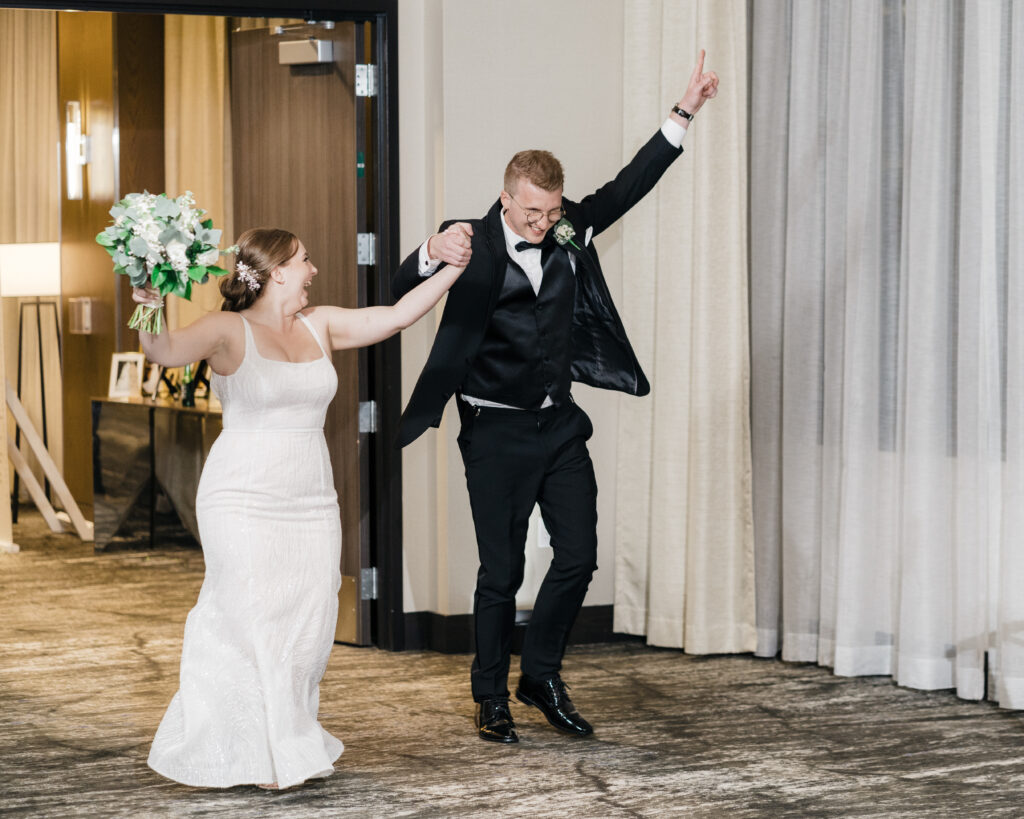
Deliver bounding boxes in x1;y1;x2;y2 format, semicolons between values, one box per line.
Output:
164;15;233;327
614;0;754;653
0;9;59;244
1;9;62;498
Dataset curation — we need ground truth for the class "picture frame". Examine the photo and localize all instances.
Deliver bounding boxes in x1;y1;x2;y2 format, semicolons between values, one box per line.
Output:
108;352;146;398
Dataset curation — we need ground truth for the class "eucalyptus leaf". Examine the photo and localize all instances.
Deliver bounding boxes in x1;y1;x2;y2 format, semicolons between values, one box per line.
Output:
130;270;149;287
96;231;116;247
128;235;151;257
109;205;127;220
152;196;180;219
198;228;222;245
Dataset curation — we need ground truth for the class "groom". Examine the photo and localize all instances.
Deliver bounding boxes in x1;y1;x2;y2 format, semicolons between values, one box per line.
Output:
393;52;719;743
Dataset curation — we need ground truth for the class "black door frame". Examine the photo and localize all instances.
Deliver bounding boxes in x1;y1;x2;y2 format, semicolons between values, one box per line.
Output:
6;0;406;650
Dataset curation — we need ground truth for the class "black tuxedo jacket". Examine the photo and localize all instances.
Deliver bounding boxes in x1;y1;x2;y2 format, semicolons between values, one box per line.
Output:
392;129;683;447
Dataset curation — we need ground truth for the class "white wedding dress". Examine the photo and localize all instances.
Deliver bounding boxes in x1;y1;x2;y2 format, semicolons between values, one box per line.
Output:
148;313;344;789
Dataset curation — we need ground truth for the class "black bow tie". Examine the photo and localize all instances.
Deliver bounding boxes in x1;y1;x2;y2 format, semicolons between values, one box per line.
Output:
515;237;552;252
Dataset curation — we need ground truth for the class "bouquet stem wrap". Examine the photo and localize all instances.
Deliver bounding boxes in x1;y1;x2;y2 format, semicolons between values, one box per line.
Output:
128;303;164;335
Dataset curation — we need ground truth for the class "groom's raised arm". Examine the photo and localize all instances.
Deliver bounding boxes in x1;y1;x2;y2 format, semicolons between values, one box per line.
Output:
577;49;719;239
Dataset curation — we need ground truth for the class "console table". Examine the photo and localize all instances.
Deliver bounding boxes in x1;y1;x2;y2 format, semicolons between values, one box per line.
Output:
91;396;222;550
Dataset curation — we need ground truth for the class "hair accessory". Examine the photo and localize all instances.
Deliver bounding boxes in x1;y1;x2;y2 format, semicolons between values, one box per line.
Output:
235;260;261;292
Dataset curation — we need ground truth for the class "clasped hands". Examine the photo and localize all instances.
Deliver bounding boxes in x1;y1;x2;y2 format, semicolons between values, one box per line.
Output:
427;222;474;269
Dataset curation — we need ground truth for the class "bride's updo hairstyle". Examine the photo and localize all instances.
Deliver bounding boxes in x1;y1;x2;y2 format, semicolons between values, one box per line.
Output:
220;227;299;312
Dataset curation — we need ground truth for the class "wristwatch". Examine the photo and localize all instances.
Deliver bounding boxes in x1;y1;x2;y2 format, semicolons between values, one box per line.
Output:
671;104;694;121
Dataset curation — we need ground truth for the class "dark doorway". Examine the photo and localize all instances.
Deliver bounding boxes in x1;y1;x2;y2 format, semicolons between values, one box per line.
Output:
6;0;405;649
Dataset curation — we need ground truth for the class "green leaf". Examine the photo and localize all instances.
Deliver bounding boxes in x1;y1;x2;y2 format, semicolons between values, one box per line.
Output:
201;218;213;229
206;265;229;277
187;265;207;282
159;278;176;297
153;267;168;287
96;231;116;247
170;277;192;300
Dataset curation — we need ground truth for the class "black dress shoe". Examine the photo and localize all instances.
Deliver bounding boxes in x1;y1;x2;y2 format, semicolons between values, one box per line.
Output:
515;674;593;736
476;697;519;743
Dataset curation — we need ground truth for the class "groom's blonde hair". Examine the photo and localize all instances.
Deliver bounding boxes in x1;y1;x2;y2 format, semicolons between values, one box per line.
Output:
504;150;564;194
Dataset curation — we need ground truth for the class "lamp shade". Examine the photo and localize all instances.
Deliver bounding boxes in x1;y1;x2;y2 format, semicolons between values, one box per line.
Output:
0;242;61;297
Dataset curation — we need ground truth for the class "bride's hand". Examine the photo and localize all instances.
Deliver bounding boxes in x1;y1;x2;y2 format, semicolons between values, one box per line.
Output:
133;285;162;306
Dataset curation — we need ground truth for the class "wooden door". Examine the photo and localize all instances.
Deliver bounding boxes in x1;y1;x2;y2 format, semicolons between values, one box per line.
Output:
230;21;370;644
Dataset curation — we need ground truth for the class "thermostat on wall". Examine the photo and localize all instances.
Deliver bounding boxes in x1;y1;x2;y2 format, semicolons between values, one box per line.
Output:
68;297;94;334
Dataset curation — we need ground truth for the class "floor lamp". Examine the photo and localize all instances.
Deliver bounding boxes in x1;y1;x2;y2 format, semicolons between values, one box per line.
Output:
0;242;62;523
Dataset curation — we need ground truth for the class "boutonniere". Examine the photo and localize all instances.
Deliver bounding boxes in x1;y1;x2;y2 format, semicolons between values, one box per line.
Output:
553;218;582;251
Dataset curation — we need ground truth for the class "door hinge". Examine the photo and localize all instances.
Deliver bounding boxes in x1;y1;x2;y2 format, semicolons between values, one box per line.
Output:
360;567;378;600
357;233;376;266
355;64;378;97
359;400;378;434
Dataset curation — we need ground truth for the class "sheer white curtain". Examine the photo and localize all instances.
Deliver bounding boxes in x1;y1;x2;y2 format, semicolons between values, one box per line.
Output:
751;0;1024;707
614;0;755;653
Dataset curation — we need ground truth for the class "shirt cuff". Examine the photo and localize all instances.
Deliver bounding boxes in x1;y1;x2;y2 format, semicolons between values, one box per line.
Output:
418;239;442;276
660;117;688;149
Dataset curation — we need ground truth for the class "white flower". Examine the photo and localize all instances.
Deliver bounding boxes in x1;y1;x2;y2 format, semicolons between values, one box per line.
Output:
552;218;580;250
166;239;189;273
198;247;220;266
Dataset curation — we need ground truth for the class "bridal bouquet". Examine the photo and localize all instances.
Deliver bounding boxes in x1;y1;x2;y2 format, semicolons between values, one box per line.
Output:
95;191;236;334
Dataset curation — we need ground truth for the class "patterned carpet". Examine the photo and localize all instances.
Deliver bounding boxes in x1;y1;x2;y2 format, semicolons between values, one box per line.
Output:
2;509;1024;818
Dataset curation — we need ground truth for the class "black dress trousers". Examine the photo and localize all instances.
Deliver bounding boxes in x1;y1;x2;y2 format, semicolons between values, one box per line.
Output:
457;398;599;702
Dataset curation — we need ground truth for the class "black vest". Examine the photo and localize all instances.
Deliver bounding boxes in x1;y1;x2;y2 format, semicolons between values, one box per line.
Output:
461;246;576;408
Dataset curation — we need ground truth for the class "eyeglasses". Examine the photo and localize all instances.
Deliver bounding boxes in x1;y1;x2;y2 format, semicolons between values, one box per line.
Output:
506;191;565;226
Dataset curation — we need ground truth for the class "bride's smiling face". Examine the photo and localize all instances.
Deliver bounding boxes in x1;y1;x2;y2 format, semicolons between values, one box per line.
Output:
275;241;318;308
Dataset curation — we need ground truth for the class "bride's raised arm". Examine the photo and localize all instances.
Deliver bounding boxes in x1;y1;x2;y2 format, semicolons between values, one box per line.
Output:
314;261;466;351
131;288;238;370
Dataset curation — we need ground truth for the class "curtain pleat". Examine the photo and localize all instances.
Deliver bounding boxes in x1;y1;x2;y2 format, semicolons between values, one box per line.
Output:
998;0;1024;709
0;9;59;245
615;0;754;654
164;15;233;327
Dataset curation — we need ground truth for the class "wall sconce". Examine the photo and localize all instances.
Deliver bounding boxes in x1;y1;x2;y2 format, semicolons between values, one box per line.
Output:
65;100;90;201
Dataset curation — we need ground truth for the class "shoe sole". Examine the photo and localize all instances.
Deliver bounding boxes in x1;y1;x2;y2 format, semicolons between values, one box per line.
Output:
515;690;594;736
478;729;519;744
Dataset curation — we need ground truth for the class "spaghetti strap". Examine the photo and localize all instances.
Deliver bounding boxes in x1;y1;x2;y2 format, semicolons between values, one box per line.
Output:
297;312;331;360
237;313;256;360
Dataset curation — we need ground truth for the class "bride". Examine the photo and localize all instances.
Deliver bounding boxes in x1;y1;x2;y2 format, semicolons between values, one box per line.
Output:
136;226;467;789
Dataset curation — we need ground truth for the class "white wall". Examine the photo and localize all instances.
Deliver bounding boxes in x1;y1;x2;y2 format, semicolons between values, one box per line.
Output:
398;0;633;615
